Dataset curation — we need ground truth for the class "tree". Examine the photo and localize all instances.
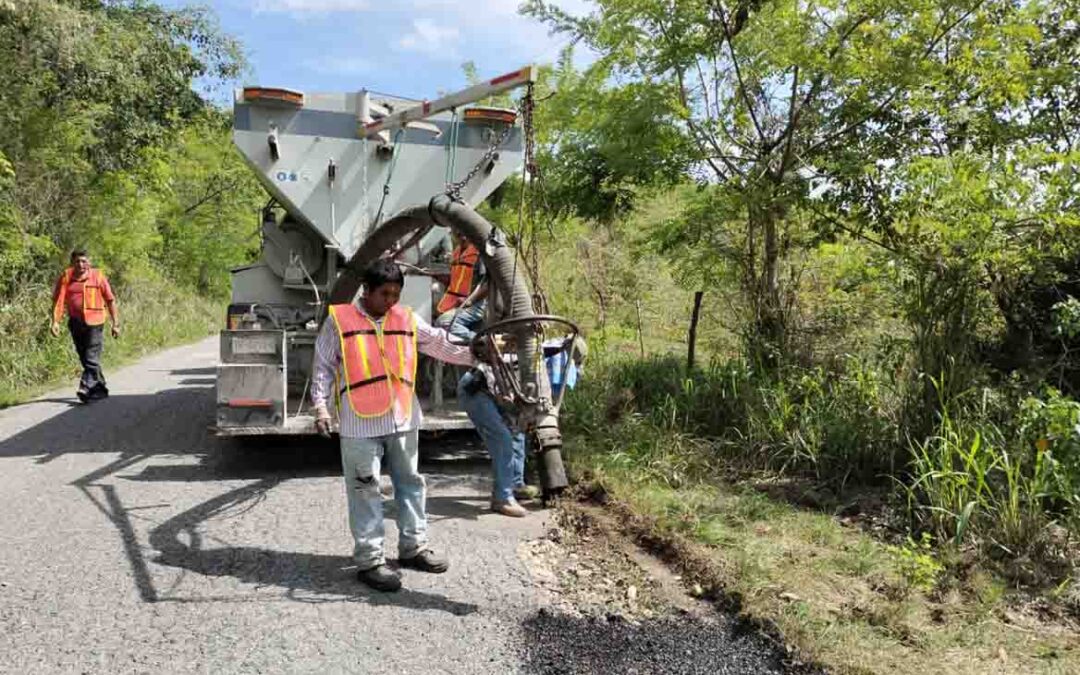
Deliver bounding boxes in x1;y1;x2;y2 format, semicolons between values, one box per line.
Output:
525;0;1036;365
0;0;247;293
532;46;696;223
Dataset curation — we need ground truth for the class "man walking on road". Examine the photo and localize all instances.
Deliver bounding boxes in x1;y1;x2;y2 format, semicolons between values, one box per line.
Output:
311;260;476;592
50;249;120;403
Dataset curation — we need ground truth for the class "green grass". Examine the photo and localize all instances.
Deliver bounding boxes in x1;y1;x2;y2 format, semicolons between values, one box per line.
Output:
0;274;221;406
567;448;1079;674
904;406;1071;575
560;357;1080;674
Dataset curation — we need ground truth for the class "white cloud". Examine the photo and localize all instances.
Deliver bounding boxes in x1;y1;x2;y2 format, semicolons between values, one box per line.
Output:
302;56;373;75
389;1;592;68
413;0;591;18
411;0;516;17
397;18;461;57
252;0;369;13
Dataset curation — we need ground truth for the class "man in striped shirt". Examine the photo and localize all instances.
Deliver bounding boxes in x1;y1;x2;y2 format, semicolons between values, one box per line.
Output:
312;260;476;592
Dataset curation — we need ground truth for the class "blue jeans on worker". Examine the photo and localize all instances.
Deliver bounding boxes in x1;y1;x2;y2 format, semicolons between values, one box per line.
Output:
339;432;427;571
457;370;524;502
435;300;487;343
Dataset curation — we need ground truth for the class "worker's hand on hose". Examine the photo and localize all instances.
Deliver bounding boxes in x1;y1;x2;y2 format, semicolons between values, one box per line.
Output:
111;324;121;339
49;321;60;338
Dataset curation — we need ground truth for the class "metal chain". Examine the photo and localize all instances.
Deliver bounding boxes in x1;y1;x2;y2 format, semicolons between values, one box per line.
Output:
517;85;549;311
444;95;526;202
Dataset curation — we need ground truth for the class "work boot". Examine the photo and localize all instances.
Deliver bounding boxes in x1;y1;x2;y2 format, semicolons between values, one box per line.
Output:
491;499;528;518
356;564;402;592
399;549;449;573
513;485;541;502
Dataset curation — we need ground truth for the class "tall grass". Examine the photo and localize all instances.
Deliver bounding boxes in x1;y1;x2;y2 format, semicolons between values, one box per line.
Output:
565;353;901;487
904;411;1062;560
565;352;1080;580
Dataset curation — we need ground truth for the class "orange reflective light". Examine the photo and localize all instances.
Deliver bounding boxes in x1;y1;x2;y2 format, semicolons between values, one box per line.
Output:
243;87;304;107
227;398;274;408
463;107;517;125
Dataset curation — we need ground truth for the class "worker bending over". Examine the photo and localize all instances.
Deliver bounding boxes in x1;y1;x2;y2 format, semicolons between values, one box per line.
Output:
458;336;584;517
435;232;488;343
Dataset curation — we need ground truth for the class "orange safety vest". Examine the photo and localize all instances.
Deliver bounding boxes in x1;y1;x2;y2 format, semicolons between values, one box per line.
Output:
329;303;418;420
437;242;480;314
53;267;108;326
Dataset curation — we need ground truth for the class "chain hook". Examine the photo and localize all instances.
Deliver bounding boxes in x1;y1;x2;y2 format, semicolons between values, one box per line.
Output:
444;89;531;203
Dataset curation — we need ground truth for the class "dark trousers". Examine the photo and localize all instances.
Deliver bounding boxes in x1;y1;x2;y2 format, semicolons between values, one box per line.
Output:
68;318;107;395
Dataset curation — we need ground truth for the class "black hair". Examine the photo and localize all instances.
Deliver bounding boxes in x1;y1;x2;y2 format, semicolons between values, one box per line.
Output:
70;247;88;261
362;259;404;291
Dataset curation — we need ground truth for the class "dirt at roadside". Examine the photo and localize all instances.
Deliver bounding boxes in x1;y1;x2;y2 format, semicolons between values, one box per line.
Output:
516;499;822;675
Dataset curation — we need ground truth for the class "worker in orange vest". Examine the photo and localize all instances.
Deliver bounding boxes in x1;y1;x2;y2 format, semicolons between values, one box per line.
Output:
50;248;120;403
435;231;488;343
310;259;477;592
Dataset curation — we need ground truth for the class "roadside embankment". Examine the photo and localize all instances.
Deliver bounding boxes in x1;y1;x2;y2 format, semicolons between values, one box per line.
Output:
559;358;1080;674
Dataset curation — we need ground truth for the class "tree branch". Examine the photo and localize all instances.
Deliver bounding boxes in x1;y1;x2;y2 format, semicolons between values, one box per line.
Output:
660;20;744;181
779;65;800;176
766;13;873;165
183;177;238;216
715;2;766;144
805;201;905;257
1052;96;1075;151
805;0;987;157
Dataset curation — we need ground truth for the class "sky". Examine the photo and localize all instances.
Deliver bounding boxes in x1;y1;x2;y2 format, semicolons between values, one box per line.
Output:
162;0;594;102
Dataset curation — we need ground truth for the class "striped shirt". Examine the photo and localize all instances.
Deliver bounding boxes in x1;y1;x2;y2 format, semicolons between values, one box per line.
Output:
311;304;475;439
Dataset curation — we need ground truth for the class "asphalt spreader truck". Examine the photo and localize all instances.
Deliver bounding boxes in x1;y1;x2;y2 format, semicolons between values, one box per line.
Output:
214;66;572;496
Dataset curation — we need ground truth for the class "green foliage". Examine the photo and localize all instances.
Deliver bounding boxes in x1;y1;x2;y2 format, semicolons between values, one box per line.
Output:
888;533;945;593
522;3;1080;588
153;113;264;295
564;352;901;485
0;1;260;403
906;411;1002;547
1051;297;1080;341
531;47;696;222
903;398;1070;562
0;0;253;298
1017;389;1080;510
526;0;1062;363
0;0;243;172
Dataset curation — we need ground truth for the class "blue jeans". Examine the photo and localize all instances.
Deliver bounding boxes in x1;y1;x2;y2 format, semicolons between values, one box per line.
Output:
457;371;525;502
339;432;427;570
435;300;486;343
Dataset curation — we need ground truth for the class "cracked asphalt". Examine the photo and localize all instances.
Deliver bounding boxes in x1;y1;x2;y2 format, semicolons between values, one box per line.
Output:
0;337;796;674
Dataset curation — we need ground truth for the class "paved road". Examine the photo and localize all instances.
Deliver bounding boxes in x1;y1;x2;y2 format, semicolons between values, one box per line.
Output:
0;338;552;674
0;338;796;674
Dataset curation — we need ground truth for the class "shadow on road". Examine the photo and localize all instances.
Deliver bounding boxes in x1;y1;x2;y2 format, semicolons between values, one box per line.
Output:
0;386;219;460
0;372;494;613
146;479;479;615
